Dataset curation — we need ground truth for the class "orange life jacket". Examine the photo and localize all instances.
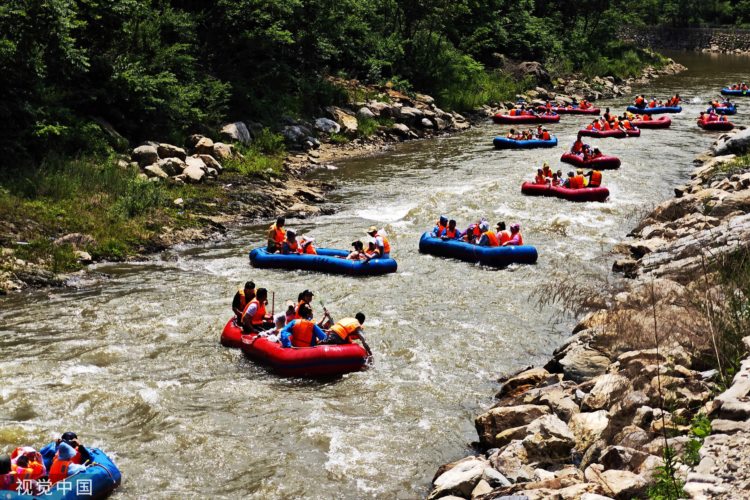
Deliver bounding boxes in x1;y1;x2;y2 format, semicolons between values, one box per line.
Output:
511;232;524;245
444;228;458;239
498;231;511;245
648;101;656;108
291;319;316;347
572;141;583;153
329;317;361;342
242;298;267;325
622;120;632;130
375;232;391;254
14;461;45;481
482;231;499;247
302;242;316;255
534;174;546;185
293;299;306;320
509;109;517;116
635;96;644;105
285;240;299;253
237;289;254;312
269;224;285;245
589;170;602;187
542;166;552;177
571;175;585;189
49;459;71;485
542;131;551;140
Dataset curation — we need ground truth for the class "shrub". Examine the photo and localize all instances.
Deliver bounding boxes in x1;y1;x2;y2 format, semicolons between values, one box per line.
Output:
113;177;167;218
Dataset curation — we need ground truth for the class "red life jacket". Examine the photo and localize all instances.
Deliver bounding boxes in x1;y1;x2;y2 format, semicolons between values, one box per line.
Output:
284;240;299;253
498;231;511;244
291;320;316;347
542;131;551;140
242;298;266;326
444;228;458;239
589;170;602;187
49;459;72;485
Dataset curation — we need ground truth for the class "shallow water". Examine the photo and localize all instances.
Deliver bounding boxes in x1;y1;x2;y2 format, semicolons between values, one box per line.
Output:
1;51;748;499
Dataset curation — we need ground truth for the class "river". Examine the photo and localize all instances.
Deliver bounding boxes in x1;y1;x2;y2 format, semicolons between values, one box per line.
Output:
0;52;748;499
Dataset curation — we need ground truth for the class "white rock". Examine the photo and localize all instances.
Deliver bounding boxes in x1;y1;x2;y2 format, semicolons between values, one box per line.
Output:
429;457;488;499
569;410;610;451
131;145;158;167
143;164;168;179
314;117;341;134
220;122;252;144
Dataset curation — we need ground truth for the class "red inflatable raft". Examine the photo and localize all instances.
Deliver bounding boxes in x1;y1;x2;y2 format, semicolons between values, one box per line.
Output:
240;334;368;377
521;182;610;202
577;128;640;139
221;317;244;348
631;115;671;129
536;105;600;115
560;152;621;170
698;118;734;131
493;112;560;124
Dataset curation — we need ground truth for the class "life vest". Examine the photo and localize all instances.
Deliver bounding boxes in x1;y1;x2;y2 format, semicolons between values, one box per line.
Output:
237;289;253;312
444;228;458;239
622;120;632;130
302;242;317;255
589;170;602;187
534;174;546;184
542;166;552;177
648;100;656;108
284;240;299;253
509;109;516;116
602;120;611;131
49;458;72;485
571;175;584;189
329;317;361;342
510;232;524;245
498;230;511;245
482;231;499;247
375;232;391;254
269;224;285;245
291;319;316;347
542;131;551;140
14;461;45;481
242;298;266;326
572;141;583;153
635;96;644;105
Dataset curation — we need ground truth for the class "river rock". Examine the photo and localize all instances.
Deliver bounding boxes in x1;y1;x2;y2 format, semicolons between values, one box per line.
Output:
212;142;233;160
157;157;186;176
497;367;550;398
220;122;252;144
599;446;650;472
471;479;492;498
570;411;610;452
391;123;412;138
194;137;215;155
367;101;392;117
521;385;580;423
398;106;423;121
476;404;550;448
74;250;92;264
282;125;308;146
521;414;576;462
157;143;186;160
488;440;534;483
143;164;169;179
53;233;95;249
131;145;159;167
325;106;358;134
552;344;611;383
183;159;206;183
429;456;489;499
315;118;341;134
581;374;632;411
712;128;750;156
421;118;434;129
515;61;551;85
357;107;376;120
585;466;649;499
198;154;223;173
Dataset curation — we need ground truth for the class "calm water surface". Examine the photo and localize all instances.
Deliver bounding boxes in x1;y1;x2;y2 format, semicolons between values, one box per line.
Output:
1;51;748;499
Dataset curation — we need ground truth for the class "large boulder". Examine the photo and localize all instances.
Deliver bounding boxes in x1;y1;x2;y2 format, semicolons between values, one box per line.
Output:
183;156;207;183
390;123;412;138
314;118;341;134
157;143;186;161
551;344;611;383
497;367;551;399
131;145;159;167
198;154;223;173
143;164;168;179
212;142;233;160
581;374;632;411
367;101;393;117
428;456;489;499
488;441;534;483
521;414;576;462
220;122;252;144
569;411;610;452
518;384;580;423
476;404;550;448
515;61;551;85
584;466;649;499
325;106;358;134
711;128;750;156
398;106;424;122
357;107;376;120
194;137;215;155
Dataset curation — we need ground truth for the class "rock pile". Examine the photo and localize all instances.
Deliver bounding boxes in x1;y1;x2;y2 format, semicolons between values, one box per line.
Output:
131;136;230;184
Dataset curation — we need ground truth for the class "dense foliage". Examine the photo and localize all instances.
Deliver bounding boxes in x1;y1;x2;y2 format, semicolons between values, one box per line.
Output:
0;0;675;165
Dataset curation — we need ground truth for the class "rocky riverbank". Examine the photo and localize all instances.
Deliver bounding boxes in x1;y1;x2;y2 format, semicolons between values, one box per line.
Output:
0;59;685;295
427;132;750;498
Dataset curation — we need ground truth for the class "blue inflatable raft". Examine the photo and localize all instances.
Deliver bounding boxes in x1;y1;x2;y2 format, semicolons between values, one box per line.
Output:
418;232;537;268
249;247;397;275
493;136;558;149
626;105;682;115
711;104;737;115
721;88;750;96
8;447;121;499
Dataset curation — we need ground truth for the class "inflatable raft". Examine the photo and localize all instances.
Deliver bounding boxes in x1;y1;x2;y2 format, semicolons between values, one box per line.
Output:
240;333;368;377
577;128;640;139
493;136;558;149
417;232;538;268
8;446;122;499
721;88;750;96
711;104;737;115
560;152;621;170
631;115;672;129
249;247;397;276
221;317;244;348
521;182;610;202
626;105;682;115
492;113;560;124
698;118;734;131
536;105;600;115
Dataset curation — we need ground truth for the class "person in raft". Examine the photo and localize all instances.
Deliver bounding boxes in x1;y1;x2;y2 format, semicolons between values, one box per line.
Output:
534;168;548;185
258;313;286;342
366;226;391;256
47;442;87;485
40;431;92;467
294;289;332;327
266;216;286;253
496;222;511;245
346;240;368;261
323;312;372;356
241;287;273;333
477;221;499;246
432;215;448;237
502;223;523;246
232;281;255;322
280;304;328;348
584;169;603;188
440;219;461;240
